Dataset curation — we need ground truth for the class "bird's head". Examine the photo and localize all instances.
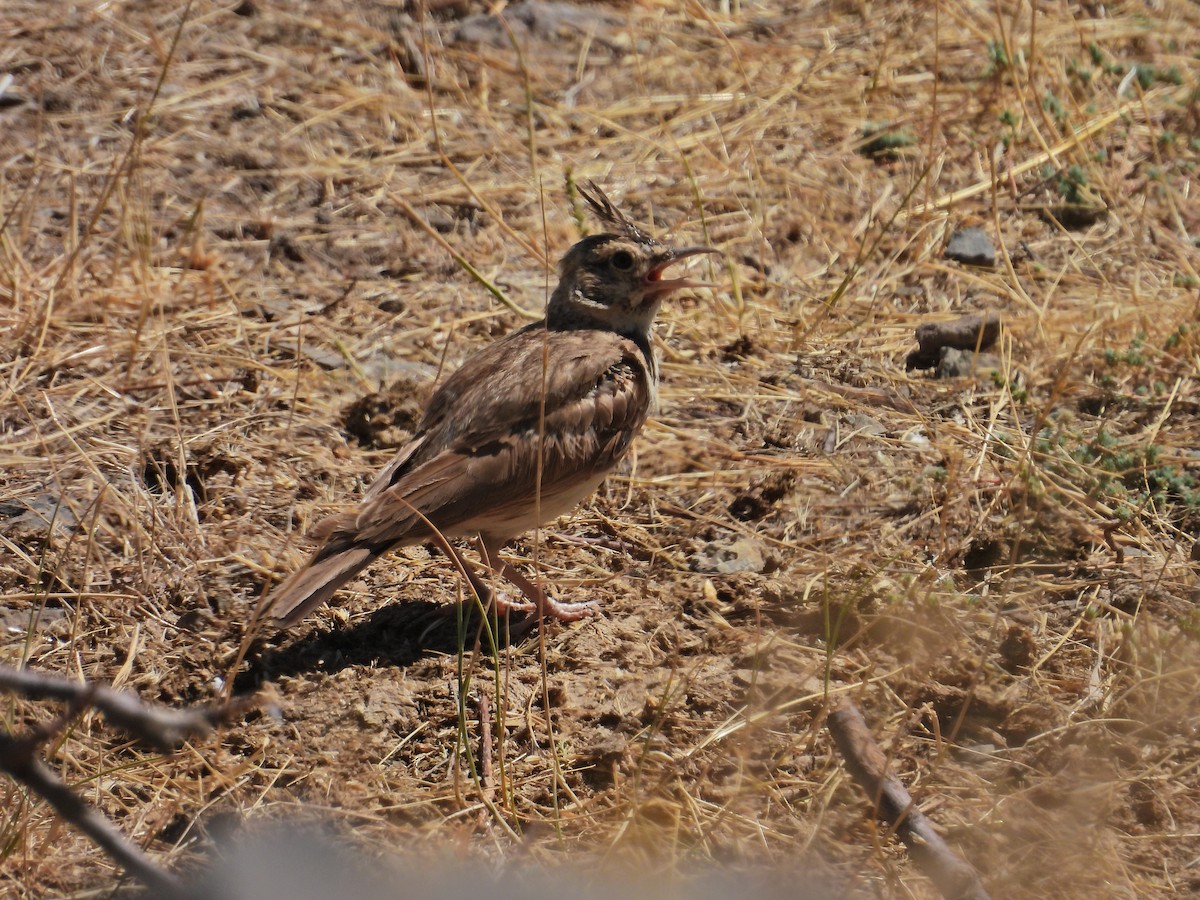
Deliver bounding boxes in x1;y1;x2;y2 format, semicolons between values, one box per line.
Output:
547;183;716;337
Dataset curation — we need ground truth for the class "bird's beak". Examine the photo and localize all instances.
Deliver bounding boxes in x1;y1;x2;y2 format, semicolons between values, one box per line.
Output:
645;246;720;296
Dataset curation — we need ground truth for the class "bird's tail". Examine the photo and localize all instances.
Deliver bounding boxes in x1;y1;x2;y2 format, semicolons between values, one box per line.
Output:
262;535;385;629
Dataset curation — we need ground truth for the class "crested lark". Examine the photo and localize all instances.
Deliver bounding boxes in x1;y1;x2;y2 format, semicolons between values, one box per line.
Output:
265;183;715;628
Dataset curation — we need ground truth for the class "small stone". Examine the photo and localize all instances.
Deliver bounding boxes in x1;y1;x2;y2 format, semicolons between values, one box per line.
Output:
0;496;79;540
936;347;1003;379
690;537;766;575
907;311;1002;370
844;413;886;436
945;227;997;267
1043;204;1106;229
451;1;617;46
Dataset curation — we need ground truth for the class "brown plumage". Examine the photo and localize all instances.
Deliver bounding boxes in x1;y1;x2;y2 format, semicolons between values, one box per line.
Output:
265;182;716;628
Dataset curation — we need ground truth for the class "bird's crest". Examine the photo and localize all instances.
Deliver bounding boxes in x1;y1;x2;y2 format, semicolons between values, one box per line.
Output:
578;180;653;244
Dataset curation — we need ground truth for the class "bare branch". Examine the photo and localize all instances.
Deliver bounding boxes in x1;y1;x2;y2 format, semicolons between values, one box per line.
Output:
478;692;495;811
827;699;991;900
0;733;186;896
0;664;255;897
0;664;248;751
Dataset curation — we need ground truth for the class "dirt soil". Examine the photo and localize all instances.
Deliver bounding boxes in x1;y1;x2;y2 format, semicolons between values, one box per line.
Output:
2;1;1199;896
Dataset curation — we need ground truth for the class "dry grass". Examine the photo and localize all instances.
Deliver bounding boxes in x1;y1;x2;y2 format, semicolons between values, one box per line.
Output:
2;0;1199;895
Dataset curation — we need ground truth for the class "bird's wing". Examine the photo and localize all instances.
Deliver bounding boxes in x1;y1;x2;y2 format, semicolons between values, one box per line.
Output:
359;433;429;504
266;328;651;628
333;326;653;546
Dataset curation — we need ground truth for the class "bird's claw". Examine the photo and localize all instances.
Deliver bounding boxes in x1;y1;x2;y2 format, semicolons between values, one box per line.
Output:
537;595;599;622
491;589;597;622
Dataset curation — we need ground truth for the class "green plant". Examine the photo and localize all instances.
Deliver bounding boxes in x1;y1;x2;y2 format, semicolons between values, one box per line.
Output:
1029;333;1200;525
859;123;916;158
987;38;1010;73
1043;91;1069;125
1051;164;1089;203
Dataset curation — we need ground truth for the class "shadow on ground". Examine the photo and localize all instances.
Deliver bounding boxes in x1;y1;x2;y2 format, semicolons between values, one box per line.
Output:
235;598;539;690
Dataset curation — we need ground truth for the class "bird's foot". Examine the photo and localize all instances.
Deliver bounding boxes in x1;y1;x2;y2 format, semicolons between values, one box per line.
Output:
495;561;598;622
490;591;535;616
534;594;599;622
468;537;600;623
487;582;597;622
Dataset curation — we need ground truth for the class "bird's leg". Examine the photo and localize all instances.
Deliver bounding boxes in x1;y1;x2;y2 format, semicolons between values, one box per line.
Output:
439;540;534;615
477;536;598;622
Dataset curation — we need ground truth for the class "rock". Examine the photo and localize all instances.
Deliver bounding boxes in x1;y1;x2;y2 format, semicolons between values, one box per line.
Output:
690;537;767;575
451;2;618;47
906;311;1002;370
1042;203;1107;229
1;604;68;637
945;227;997;267
0;496;79;543
844;413;886;437
936;347;1003;379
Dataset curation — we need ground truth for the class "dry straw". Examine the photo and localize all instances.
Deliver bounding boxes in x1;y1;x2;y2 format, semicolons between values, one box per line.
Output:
1;0;1198;896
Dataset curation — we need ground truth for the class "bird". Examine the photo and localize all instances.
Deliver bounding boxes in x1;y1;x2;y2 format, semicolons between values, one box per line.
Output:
263;182;716;629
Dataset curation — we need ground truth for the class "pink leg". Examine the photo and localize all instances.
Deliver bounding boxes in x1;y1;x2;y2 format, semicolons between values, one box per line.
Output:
477;537;598;622
441;541;534;615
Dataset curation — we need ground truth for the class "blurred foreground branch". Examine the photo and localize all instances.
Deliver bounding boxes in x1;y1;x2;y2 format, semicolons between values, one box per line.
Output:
0;664;254;897
828;699;991;900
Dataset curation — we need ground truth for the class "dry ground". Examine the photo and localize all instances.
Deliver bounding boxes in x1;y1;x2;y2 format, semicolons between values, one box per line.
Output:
2;0;1199;896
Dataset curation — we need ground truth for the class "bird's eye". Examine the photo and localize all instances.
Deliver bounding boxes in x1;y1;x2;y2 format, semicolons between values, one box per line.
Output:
610;250;634;271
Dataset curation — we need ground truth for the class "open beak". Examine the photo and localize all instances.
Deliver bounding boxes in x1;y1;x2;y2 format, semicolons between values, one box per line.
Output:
645;246;720;296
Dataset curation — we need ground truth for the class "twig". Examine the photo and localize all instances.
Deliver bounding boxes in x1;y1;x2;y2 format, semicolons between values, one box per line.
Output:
0;665;247;752
0;664;255;896
0;732;186;896
477;693;496;814
827;699;990;900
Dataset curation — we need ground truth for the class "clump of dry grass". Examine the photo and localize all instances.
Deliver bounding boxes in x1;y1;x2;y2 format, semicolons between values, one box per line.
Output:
2;0;1199;896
